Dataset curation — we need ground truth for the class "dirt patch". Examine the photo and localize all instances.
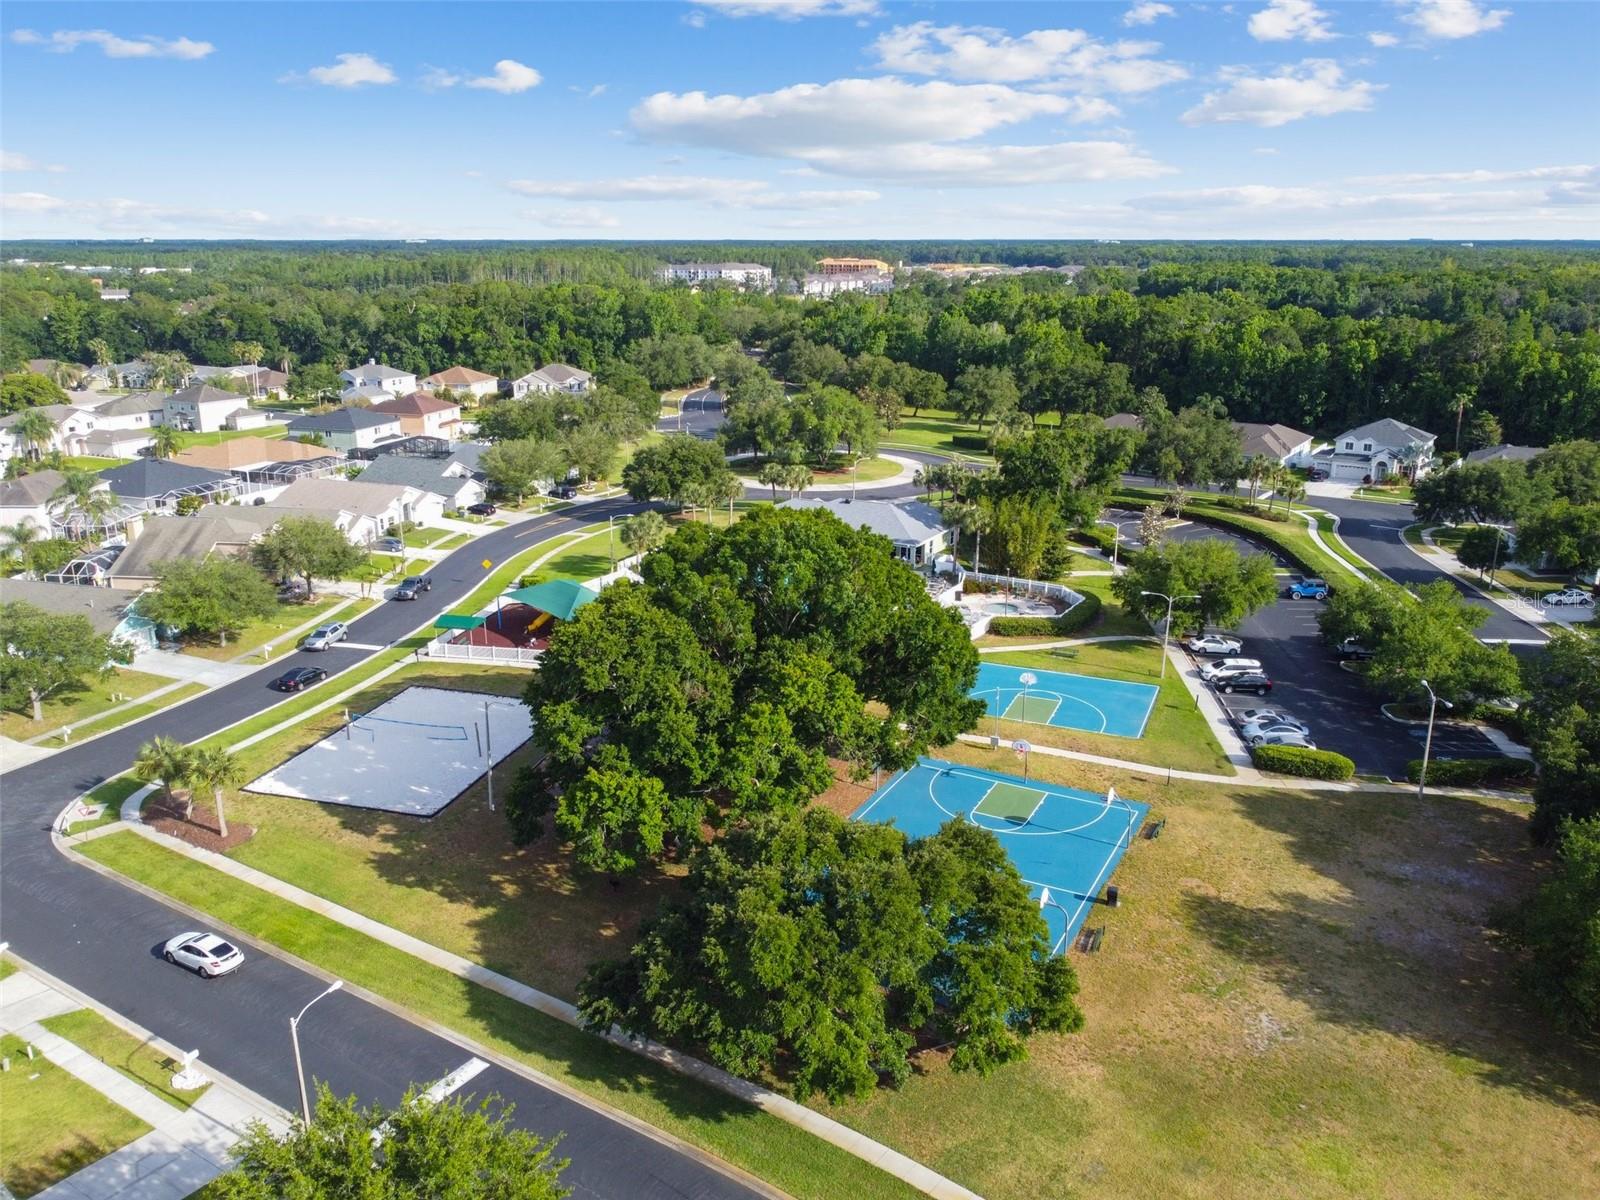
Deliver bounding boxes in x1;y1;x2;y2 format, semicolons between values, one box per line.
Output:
144;791;256;853
808;759;882;820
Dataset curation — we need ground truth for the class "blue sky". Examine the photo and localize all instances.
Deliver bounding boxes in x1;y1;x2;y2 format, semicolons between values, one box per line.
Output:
2;1;1596;240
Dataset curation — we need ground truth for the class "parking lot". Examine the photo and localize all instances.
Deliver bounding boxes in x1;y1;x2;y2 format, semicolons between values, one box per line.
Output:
1118;510;1507;779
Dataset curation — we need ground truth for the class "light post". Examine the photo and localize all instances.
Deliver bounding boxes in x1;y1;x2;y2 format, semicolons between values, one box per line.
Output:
1096;517;1136;570
1141;590;1199;679
608;515;616;568
1415;679;1453;801
289;980;343;1126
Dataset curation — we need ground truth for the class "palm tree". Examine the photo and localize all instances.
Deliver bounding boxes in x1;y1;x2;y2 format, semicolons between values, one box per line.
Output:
0;520;42;561
966;502;993;576
144;351;192;391
134;736;197;819
231;341;266;398
11;408;56;461
758;461;786;498
619;511;668;558
49;470;118;538
188;745;245;837
86;338;114;371
1278;473;1306;512
149;423;182;459
783;463;813;497
1244;456;1270;506
49;360;84;389
943;501;980;569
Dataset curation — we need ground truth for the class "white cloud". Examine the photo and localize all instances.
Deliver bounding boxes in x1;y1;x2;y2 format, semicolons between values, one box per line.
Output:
507;175;878;209
1248;0;1336;42
302;53;397;88
9;28;213;59
1182;60;1381;127
1399;0;1509;39
569;83;608;98
1123;3;1175;27
633;78;1071;153
1367;31;1400;46
1253;146;1280;155
1;151;67;173
0;192;272;232
466;59;542;94
694;1;881;18
421;66;462;91
802;141;1173;186
870;22;1187;93
1348;163;1596;185
524;206;623;229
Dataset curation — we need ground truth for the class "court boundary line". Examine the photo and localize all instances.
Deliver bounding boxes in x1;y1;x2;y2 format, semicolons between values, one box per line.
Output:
978;662;1157;740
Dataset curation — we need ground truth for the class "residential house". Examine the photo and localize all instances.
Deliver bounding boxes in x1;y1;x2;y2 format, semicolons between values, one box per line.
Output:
100;459;241;512
801;271;894;297
371;391;462;440
286;407;405;453
1102;412;1142;431
269;477;442;542
510;364;593;398
0;404;97;461
353;453;487;511
106;508;281;590
74;391;166;432
339;359;417;397
778;497;949;567
421;366;500;401
0;577;157;651
99;288;130;302
190;364;290;399
1316;419;1438;483
173;436;344;499
1464;444;1546;466
0;469;69;536
656;262;773;289
83;359;155;390
82;427;157;459
163;383;270;434
1234;422;1316;467
339;384;393;405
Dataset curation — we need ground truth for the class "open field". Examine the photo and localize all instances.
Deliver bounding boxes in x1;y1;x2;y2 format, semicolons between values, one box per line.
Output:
824;740;1600;1200
0;1032;150;1198
0;667;172;742
39;1008;210;1110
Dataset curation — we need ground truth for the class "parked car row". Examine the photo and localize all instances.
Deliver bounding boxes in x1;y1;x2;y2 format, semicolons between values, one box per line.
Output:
1226;705;1318;750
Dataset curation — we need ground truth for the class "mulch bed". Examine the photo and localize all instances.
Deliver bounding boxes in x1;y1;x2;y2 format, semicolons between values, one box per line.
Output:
808;759;883;820
144;791;256;853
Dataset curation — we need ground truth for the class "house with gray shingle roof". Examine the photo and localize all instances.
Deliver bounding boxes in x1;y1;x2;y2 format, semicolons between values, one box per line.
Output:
339;359;417;396
287;407;405;452
510;363;592;398
352;454;486;510
1315;418;1438;483
1463;443;1545;466
100;459;241;511
778;497;949;567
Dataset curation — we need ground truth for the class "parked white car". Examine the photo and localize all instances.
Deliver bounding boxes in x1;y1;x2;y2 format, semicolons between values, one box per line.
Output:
1240;717;1312;741
163;932;244;979
1186;633;1244;656
1546;587;1595;607
1253;732;1317;750
1199;657;1263;682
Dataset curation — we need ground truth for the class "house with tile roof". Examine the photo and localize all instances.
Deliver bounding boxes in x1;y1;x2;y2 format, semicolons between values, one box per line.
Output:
421;366;500;400
371;391;462;440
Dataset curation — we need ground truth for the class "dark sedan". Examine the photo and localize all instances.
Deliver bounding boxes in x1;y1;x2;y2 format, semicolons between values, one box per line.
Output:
465;502;497;516
272;666;328;692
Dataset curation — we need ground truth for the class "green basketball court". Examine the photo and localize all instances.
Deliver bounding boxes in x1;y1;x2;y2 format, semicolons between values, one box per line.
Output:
973;780;1047;823
1002;693;1062;724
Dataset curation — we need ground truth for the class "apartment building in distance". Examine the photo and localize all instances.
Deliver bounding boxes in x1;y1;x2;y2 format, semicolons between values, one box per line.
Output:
656;262;773;289
816;256;891;275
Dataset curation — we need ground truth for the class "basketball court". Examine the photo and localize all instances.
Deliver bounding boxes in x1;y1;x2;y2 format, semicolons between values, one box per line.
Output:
974;661;1159;739
245;685;533;816
853;757;1149;953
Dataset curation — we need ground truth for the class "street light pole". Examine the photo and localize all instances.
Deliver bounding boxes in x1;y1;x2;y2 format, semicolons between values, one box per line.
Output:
289;980;343;1126
1096;518;1136;570
1141;590;1199;679
1416;679;1453;801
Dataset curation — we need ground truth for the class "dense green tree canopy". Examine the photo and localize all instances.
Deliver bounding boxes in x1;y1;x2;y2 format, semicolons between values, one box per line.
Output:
249;516;366;598
1520;630;1600;841
0;602;132;721
1113;538;1279;633
1495;815;1600;1034
0;372;68;414
140;556;278;647
210;1084;569;1200
621;434;734;507
578;807;1081;1101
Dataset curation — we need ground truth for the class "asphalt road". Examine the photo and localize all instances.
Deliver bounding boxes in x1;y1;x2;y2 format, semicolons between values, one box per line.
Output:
1317;494;1546;646
657;387;724;440
1;496;772;1200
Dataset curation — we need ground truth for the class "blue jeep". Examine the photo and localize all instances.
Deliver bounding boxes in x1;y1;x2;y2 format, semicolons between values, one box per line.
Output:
1285;577;1331;600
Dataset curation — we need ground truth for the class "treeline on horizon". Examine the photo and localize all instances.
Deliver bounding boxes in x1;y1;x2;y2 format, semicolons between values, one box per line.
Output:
3;241;1597;445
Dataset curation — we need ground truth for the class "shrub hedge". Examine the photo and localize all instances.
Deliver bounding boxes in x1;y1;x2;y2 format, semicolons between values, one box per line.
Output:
949;433;991;452
1405;756;1535;786
985;590;1103;638
1250;743;1356;780
1069;526;1118;556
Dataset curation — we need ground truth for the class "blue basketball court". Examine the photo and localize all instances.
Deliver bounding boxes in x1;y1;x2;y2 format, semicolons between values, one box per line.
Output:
853;758;1149;953
974;661;1159;739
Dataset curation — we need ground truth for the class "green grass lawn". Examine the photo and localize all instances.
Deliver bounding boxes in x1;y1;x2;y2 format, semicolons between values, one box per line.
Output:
0;1032;151;1199
75;831;924;1200
1353;482;1415;503
169;424;287;450
0;667;172;742
402;526;452;549
525;527;620;583
980;640;1232;775
0;956;15;981
432;531;471;551
180;596;345;662
59;455;132;471
39;1009;209;1110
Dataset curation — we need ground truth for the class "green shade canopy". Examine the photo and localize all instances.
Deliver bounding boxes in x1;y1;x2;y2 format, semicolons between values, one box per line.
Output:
505;578;601;622
435;613;486;630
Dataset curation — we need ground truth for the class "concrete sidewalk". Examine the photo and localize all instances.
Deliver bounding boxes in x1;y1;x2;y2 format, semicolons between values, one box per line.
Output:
1;959;288;1200
1417;528;1593;632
